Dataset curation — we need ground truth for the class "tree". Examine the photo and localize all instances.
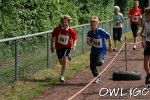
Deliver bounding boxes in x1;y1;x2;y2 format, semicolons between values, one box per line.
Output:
114;0;128;14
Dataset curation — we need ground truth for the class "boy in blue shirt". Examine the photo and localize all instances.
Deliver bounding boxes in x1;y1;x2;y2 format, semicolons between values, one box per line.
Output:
87;16;112;83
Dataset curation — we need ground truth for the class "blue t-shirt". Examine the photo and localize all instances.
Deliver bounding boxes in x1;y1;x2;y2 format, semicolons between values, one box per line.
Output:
87;28;110;54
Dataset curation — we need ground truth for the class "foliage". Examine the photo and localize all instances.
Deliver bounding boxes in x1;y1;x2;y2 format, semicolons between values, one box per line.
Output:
0;0;114;38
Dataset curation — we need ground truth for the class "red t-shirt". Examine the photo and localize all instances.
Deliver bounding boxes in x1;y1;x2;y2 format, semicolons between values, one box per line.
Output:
129;7;142;24
51;26;77;49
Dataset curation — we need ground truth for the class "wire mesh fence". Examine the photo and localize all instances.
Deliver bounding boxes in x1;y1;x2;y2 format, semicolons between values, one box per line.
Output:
0;18;131;91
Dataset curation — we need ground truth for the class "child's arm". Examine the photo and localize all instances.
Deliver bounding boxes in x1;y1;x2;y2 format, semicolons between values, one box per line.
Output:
118;14;124;24
121;15;124;23
141;36;146;48
86;37;92;46
70;28;78;50
140;26;146;48
140;25;144;36
72;40;77;50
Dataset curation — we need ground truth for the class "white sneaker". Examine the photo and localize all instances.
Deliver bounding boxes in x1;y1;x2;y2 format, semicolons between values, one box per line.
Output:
60;76;65;82
94;77;101;83
133;45;136;50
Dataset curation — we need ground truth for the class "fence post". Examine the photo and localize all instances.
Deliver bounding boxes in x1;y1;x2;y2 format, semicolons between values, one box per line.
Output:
47;33;50;68
15;40;19;81
81;26;84;54
126;18;128;33
125;36;128;71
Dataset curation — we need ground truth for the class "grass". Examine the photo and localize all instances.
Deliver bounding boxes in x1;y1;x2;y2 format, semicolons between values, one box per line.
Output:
0;29;140;100
0;51;90;100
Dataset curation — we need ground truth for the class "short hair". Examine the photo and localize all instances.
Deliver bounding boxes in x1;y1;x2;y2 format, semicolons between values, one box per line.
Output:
114;6;120;11
90;16;99;23
145;6;150;15
134;0;139;5
60;15;72;22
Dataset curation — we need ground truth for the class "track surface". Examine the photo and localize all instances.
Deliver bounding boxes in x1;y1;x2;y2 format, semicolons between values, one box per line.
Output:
33;41;150;100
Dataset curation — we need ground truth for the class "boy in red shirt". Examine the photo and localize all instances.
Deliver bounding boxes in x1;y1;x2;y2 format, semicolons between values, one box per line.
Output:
51;15;77;82
129;0;142;50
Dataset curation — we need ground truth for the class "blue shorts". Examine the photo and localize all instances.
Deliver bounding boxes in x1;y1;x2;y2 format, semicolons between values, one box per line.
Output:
90;53;105;66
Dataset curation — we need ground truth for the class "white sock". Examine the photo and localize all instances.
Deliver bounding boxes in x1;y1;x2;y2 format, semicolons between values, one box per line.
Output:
61;76;64;80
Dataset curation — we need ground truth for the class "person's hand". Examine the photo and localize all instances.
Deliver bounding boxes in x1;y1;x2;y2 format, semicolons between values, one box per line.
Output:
115;21;120;26
71;46;76;50
142;41;147;48
134;13;138;16
87;37;92;46
51;46;55;53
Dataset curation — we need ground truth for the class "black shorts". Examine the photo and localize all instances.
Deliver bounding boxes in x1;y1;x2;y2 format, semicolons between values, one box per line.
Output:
113;28;122;41
144;41;150;56
56;48;71;59
131;23;139;37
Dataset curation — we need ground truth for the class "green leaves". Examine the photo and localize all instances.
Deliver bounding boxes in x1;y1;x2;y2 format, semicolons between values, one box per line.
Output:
0;0;115;38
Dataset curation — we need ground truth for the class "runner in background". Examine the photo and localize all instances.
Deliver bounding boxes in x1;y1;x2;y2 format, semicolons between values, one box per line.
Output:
87;16;112;83
51;15;78;82
140;7;150;88
112;6;124;51
129;0;142;50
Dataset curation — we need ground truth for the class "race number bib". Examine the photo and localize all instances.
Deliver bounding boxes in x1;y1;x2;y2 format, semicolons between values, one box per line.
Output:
132;15;139;22
146;32;150;41
92;38;102;48
58;34;69;45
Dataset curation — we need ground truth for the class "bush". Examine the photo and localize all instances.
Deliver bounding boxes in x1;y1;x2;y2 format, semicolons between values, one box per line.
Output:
0;0;115;38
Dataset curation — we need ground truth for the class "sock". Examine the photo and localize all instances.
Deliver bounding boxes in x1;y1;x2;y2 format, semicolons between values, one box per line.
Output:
61;76;64;80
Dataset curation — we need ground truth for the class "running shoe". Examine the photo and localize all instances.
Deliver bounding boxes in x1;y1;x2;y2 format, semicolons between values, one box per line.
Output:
133;45;136;50
113;48;117;51
93;77;101;83
60;76;65;82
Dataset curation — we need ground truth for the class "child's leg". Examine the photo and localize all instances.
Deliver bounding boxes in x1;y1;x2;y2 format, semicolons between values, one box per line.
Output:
114;40;117;49
144;56;150;74
144;56;150;85
131;24;139;50
113;28;117;49
61;56;68;76
96;53;105;66
118;28;122;42
144;42;150;85
56;48;70;82
144;47;150;84
60;48;70;76
90;53;98;77
58;59;63;65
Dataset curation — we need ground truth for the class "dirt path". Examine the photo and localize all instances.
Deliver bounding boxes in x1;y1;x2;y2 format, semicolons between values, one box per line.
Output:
33;40;150;100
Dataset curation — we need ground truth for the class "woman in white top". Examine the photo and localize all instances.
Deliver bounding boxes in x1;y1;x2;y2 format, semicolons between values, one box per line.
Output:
112;6;124;51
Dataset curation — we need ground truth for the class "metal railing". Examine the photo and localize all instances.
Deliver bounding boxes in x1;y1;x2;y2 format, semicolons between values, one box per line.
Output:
0;17;130;90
